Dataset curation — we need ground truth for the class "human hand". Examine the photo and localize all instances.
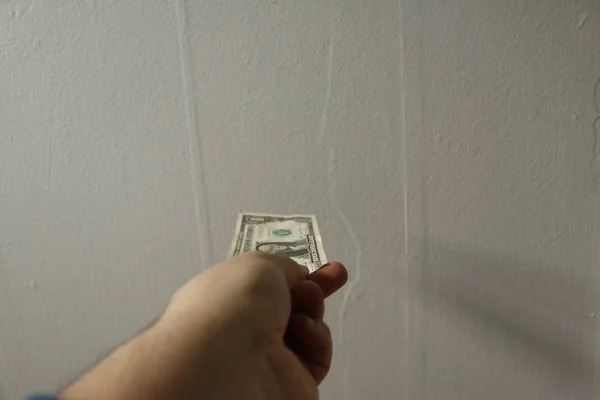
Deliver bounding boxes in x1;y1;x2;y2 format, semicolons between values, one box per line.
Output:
61;252;347;400
162;251;348;399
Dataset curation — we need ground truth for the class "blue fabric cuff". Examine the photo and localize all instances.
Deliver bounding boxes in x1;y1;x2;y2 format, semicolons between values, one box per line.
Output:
25;395;58;400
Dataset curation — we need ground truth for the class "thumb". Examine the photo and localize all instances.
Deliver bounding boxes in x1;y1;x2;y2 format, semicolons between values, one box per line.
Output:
247;251;309;287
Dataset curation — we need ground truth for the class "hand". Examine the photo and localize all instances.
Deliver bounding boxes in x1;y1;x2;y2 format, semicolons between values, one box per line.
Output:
61;252;347;400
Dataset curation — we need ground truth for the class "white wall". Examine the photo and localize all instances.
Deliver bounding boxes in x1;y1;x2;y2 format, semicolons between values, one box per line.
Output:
1;1;598;399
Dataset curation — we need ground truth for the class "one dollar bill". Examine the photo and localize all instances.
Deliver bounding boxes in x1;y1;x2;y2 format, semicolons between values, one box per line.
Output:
228;212;327;272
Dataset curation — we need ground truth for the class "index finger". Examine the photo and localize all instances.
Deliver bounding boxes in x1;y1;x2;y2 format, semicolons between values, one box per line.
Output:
308;261;348;297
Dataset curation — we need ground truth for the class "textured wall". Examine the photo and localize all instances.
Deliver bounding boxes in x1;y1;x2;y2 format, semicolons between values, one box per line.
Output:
1;1;598;399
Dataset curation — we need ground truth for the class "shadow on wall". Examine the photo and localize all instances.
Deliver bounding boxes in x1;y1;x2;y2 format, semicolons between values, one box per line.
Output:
413;241;596;397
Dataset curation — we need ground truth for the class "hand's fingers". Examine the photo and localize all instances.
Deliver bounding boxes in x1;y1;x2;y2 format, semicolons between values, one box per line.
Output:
308;262;348;297
245;251;309;287
287;313;333;384
291;280;325;319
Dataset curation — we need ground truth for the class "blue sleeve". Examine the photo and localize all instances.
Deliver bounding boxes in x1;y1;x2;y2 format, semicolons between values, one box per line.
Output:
25;395;58;400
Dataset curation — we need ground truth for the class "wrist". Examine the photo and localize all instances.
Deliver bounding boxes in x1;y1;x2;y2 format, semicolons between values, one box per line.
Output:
60;319;219;400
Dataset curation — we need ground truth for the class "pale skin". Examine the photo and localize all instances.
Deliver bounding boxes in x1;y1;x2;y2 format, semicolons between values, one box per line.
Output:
60;251;348;400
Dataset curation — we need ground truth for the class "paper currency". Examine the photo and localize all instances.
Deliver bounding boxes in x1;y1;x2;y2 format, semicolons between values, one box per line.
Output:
228;212;327;273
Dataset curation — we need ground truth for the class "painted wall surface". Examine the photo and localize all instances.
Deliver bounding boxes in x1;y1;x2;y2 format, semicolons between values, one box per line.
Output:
1;1;598;399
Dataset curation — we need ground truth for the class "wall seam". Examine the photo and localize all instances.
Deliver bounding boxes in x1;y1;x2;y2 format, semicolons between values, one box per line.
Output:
398;0;411;398
175;0;213;266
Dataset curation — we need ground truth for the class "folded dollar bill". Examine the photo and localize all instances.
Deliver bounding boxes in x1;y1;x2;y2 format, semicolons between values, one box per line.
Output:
228;212;327;272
